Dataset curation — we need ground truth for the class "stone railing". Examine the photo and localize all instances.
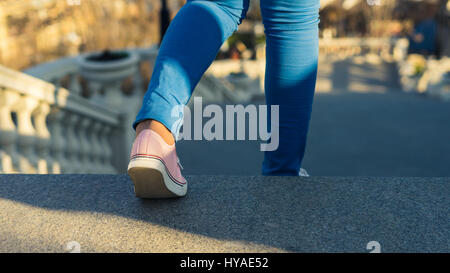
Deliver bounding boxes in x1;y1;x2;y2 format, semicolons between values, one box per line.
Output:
23;45;258;107
0;65;120;174
10;37;398;174
22;46;160;173
319;38;394;60
4;45;250;174
24;46;159;98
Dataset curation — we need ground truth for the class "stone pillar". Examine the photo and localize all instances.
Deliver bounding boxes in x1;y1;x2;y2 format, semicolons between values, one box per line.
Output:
32;101;51;174
0;89;20;173
13;96;40;173
47;108;66;174
64;111;81;173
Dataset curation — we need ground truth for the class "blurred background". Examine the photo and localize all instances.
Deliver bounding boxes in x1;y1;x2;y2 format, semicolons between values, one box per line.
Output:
0;0;449;176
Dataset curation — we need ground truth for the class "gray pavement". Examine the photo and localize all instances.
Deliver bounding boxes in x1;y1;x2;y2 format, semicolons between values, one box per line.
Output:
0;174;448;253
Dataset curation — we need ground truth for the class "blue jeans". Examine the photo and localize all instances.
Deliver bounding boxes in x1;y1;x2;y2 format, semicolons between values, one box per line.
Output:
134;0;320;175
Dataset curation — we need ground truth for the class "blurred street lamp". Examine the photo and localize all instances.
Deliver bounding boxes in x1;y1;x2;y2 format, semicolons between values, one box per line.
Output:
160;0;170;45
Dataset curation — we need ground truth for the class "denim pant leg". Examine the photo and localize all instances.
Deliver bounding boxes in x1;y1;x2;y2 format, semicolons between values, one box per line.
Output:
133;0;249;139
260;0;320;175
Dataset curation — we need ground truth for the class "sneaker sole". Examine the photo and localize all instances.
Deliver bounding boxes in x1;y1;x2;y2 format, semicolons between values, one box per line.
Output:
127;157;187;198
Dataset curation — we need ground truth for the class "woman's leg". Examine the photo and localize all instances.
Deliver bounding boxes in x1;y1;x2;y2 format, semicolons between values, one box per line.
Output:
260;0;320;175
134;0;249;140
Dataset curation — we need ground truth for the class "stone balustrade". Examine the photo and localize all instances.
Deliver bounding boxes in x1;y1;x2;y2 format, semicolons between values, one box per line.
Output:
1;39;404;174
319;38;393;60
0;65;120;174
24;46;159;98
22;46;160;173
14;45;246;174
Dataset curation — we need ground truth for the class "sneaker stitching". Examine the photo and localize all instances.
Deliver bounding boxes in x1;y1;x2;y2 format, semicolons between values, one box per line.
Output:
130;154;186;186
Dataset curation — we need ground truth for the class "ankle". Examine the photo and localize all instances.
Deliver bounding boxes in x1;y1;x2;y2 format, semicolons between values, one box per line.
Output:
136;119;175;145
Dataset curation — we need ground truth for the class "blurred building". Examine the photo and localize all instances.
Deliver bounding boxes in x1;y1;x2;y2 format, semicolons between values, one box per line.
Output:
0;0;184;70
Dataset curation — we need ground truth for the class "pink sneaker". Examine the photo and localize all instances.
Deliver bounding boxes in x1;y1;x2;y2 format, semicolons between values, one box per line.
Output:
127;129;187;198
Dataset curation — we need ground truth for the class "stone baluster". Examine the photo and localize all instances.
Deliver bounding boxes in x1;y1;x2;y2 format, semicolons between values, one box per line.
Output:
133;61;144;96
88;81;105;104
87;121;103;173
64;111;81;173
99;124;115;174
77;116;93;173
68;73;81;95
0;88;20;173
12;95;40;173
32;101;51;174
47;108;66;173
86;120;102;173
104;82;124;108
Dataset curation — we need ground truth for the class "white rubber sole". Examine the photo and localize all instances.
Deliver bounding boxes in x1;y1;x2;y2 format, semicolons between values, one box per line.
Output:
127;157;187;198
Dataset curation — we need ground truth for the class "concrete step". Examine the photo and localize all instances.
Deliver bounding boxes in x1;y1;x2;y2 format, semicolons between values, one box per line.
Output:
0;175;448;253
